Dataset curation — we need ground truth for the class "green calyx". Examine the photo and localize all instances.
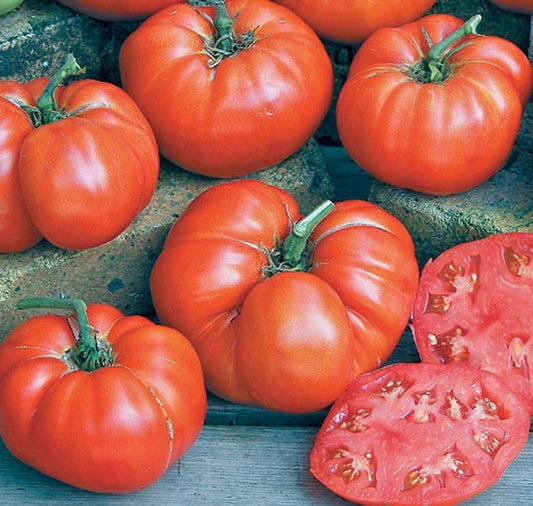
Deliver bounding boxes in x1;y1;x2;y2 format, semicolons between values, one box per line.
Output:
13;53;85;127
201;1;256;68
263;200;335;276
17;296;115;372
407;14;482;84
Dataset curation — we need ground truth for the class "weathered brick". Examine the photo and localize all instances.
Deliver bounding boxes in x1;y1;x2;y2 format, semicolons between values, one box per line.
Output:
0;140;333;338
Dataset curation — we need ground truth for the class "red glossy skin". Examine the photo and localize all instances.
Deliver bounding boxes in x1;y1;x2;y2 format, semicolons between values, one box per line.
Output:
274;0;436;44
0;77;159;252
0;303;206;493
489;0;533;13
56;0;184;20
150;180;419;413
310;362;531;505
412;233;533;413
336;14;532;196
119;0;333;178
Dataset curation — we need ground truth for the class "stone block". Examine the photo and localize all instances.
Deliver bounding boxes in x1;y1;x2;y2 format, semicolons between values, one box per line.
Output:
0;140;333;339
368;104;533;267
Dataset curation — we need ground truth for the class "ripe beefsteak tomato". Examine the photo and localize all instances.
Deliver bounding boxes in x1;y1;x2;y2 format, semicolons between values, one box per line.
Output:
119;0;333;178
150;180;419;413
0;297;206;493
0;54;159;252
56;0;184;20
274;0;436;44
489;0;533;13
336;14;532;195
411;232;533;413
310;362;531;505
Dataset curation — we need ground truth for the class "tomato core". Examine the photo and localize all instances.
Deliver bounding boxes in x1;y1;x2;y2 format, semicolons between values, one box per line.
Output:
407;14;482;84
17;297;115;371
203;2;257;68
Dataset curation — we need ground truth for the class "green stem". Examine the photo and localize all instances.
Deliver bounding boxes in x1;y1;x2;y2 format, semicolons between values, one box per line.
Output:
17;297;114;372
427;14;481;63
35;53;84;124
282;201;335;267
213;1;235;54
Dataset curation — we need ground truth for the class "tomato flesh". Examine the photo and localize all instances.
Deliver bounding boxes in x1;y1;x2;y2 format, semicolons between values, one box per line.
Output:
310;362;530;505
412;233;533;412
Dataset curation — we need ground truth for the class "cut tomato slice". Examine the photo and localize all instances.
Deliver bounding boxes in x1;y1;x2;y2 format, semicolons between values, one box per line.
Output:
411;233;533;412
310;362;530;505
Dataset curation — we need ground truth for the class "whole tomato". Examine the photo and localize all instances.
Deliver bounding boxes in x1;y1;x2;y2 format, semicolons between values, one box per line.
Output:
56;0;184;20
336;14;532;195
0;0;24;15
0;54;159;252
489;0;533;13
150;180;419;413
0;297;206;493
274;0;436;44
119;0;333;178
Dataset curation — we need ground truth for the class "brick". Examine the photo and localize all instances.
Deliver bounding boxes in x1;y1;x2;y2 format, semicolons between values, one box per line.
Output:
368;104;533;266
0;140;333;338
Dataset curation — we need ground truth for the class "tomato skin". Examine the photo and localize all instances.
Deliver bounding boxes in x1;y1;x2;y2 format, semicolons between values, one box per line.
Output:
55;0;185;20
119;0;333;178
411;232;533;413
310;362;531;506
0;303;206;493
336;14;532;196
489;0;533;13
274;0;436;44
150;180;419;413
0;75;159;252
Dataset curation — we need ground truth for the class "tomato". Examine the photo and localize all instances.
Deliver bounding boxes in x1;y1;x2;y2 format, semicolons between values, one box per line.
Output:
119;0;333;178
273;0;436;44
0;0;23;15
336;14;532;196
411;233;533;414
310;362;531;506
0;297;206;493
150;180;419;413
56;0;184;21
0;54;159;252
489;0;533;14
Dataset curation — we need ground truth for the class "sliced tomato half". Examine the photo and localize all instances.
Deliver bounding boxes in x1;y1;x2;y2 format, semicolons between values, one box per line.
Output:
411;233;533;411
310;362;530;506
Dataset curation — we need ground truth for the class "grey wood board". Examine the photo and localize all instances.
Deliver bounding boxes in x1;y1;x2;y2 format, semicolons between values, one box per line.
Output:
1;425;532;505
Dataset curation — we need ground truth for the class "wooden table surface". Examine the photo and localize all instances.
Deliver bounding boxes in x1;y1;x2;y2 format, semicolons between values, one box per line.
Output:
1;148;531;504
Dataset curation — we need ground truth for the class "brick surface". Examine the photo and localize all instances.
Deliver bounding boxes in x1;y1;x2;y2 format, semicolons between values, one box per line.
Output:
0;140;333;338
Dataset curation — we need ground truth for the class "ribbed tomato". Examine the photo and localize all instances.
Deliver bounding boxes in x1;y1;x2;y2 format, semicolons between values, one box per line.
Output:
150;180;419;413
119;0;333;178
0;298;206;493
56;0;184;20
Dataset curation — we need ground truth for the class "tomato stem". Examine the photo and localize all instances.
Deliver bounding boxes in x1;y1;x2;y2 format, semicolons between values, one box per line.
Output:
35;53;85;124
282;201;335;268
16;296;114;372
409;15;481;83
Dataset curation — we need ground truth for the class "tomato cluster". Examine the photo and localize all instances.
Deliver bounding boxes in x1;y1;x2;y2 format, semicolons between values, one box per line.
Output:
0;0;532;502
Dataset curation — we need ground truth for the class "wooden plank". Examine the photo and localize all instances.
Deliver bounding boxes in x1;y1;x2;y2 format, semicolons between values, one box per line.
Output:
0;425;531;504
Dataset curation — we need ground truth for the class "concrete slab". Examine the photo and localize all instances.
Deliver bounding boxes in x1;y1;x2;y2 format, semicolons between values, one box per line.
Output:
0;140;333;338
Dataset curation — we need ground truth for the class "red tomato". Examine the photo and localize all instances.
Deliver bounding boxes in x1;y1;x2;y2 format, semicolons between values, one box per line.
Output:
489;0;533;13
411;233;533;413
310;362;531;505
0;297;206;493
336;14;532;196
119;0;333;178
56;0;184;20
274;0;436;44
150;180;419;413
0;54;159;252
